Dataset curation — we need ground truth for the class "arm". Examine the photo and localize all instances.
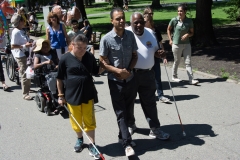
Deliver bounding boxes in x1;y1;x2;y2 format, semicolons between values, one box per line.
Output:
127;51;138;70
33;56;53;69
167;25;173;46
82;26;89;35
99;56;122;74
62;24;70;45
159;41;167;63
46;28;50;40
11;42;32;49
181;27;194;41
57;79;66;106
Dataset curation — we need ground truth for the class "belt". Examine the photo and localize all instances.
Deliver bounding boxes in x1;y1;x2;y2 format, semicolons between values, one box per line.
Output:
133;68;151;73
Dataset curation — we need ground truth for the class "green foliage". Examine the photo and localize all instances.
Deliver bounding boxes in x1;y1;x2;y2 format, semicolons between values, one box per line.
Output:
223;0;240;20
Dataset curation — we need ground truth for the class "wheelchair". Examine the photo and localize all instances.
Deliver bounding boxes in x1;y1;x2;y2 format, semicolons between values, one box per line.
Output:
34;65;60;116
2;28;21;85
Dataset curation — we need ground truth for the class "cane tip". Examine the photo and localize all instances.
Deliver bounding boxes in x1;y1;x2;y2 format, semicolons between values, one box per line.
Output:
183;131;186;136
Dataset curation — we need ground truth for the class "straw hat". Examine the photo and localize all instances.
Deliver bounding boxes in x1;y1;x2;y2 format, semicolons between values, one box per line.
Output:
33;39;50;52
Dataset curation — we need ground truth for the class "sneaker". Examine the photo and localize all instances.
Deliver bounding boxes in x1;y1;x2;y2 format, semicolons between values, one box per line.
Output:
88;144;100;159
128;124;137;135
118;139;136;147
172;77;182;82
149;128;170;140
125;146;135;157
159;96;170;103
189;79;199;85
74;138;83;152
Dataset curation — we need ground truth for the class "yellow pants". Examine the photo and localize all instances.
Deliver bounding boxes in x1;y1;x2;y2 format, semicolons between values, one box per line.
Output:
67;99;96;132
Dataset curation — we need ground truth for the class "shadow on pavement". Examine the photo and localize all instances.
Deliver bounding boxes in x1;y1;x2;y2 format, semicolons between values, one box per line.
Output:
170;94;199;102
135;94;199;104
98;124;217;158
197;78;227;83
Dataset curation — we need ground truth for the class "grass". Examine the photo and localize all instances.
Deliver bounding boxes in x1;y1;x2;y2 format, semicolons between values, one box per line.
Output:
37;1;236;39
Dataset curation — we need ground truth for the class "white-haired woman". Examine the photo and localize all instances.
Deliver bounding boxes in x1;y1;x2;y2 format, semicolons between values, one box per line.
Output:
10;13;33;100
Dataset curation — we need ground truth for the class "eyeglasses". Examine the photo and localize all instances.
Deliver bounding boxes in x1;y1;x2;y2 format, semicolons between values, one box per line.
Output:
50;16;56;19
133;21;145;25
148;13;154;15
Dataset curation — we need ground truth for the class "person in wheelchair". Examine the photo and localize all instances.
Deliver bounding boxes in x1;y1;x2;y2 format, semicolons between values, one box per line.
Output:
33;39;61;114
33;39;58;71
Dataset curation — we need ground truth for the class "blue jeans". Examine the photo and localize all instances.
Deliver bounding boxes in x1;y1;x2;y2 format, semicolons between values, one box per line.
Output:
152;57;164;98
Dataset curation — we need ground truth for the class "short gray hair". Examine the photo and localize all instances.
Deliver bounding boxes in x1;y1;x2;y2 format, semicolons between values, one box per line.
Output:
130;12;144;23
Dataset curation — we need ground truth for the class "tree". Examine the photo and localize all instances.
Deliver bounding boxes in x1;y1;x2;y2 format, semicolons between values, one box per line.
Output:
151;0;162;8
223;0;240;21
112;0;123;8
193;0;218;46
76;0;87;20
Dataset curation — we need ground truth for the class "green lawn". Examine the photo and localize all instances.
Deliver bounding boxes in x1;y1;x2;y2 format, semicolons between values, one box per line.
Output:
85;0;196;14
37;1;235;39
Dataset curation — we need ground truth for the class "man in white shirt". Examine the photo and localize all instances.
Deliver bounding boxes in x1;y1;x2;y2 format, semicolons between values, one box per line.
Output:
125;12;170;140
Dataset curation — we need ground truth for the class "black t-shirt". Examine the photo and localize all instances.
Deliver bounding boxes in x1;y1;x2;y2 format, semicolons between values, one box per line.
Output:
56;52;99;105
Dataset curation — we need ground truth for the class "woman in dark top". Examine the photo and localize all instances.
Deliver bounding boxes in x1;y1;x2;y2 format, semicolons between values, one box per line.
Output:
56;34;100;159
80;19;92;42
143;7;170;103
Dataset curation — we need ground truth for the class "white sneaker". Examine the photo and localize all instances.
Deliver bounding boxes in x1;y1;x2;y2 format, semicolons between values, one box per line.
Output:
149;128;170;140
189;79;199;85
128;124;137;135
118;139;136;147
125;146;135;157
159;96;170;103
172;77;182;82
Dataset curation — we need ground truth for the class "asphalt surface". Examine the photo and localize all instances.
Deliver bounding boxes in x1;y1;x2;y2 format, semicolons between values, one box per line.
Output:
0;57;240;160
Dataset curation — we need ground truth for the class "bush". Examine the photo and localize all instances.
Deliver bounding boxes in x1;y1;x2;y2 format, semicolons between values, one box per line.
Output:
223;0;240;21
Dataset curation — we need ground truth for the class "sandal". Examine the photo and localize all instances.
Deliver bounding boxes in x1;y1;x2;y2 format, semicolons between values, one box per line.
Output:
23;95;33;101
3;85;9;91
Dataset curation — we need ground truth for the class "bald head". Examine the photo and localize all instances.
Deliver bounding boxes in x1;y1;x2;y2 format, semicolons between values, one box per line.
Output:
130;12;145;36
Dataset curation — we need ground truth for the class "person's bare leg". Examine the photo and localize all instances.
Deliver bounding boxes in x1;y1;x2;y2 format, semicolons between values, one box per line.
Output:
1;81;8;88
86;130;95;143
76;131;83;138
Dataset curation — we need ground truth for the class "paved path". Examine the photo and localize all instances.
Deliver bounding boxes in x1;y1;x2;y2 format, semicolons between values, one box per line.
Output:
0;62;239;160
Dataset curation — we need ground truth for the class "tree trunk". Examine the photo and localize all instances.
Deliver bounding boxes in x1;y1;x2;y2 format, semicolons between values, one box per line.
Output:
193;0;218;46
76;0;87;20
151;0;162;8
112;0;123;8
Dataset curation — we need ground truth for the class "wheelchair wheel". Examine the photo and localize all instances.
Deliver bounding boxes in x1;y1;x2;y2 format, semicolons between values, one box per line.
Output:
35;94;46;112
6;54;15;81
44;106;51;116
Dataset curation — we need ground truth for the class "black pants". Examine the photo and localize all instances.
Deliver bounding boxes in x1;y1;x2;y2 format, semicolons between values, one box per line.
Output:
128;70;161;129
0;57;5;82
108;77;137;148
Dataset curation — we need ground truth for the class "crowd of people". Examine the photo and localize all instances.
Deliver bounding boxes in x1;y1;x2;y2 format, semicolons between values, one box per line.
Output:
0;2;199;159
